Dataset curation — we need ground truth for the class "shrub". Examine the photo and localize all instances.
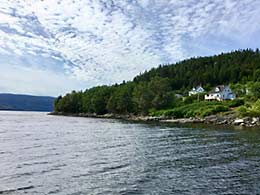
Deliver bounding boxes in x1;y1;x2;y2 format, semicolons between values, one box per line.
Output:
149;101;230;118
252;99;260;111
228;99;244;107
183;96;194;104
200;106;229;118
246;110;260;117
237;106;247;117
214;105;229;112
237;100;260;117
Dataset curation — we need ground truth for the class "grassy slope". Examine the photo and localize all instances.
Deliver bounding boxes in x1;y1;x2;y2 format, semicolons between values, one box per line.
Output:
149;99;247;118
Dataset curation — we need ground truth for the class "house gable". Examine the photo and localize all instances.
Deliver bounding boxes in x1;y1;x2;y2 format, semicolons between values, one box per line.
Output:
189;86;205;96
205;85;235;101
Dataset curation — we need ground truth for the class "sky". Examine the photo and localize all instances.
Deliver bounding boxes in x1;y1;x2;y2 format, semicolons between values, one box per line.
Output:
0;0;260;96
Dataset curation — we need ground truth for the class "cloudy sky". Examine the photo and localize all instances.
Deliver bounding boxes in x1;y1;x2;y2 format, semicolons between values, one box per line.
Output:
0;0;260;96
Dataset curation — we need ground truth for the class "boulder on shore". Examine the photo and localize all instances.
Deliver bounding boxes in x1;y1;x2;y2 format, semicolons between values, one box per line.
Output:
233;119;244;125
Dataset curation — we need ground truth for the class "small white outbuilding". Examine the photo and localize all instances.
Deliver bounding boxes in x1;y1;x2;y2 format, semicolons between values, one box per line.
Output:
188;86;205;96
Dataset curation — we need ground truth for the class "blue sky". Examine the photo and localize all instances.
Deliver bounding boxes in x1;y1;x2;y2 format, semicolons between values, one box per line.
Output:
0;0;260;96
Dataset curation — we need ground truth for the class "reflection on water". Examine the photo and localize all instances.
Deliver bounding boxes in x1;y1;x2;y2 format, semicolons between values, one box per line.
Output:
0;111;259;194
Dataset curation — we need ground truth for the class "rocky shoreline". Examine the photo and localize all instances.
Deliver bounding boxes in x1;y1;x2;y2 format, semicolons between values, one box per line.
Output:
49;112;260;128
204;115;260;127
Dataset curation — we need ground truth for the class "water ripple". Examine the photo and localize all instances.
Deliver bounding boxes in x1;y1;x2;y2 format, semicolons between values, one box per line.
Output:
0;185;34;194
0;111;259;195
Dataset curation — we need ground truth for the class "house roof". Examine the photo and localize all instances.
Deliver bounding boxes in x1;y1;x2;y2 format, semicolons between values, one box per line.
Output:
209;85;226;94
190;86;204;92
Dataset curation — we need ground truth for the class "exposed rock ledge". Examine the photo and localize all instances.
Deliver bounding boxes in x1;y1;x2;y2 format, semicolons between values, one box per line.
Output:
50;112;260;127
204;115;260;127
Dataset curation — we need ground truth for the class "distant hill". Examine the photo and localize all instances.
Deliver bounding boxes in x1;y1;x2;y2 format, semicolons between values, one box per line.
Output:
0;93;56;112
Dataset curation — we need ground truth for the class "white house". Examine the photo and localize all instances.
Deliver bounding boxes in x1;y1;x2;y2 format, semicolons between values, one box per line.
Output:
204;85;236;101
189;86;205;96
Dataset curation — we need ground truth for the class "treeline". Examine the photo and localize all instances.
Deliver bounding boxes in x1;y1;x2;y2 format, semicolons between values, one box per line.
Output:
134;49;260;90
54;49;260;115
55;77;175;115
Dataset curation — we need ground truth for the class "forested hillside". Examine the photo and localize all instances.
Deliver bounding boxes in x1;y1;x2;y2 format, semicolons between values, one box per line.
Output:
134;49;260;89
54;49;260;116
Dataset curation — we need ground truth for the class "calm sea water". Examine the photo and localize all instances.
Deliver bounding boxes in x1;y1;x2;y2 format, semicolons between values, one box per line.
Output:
0;111;260;195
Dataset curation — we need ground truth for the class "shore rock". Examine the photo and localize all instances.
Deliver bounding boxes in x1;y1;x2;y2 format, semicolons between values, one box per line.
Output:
161;118;204;124
232;117;260;127
50;112;260;128
204;115;234;125
233;119;244;125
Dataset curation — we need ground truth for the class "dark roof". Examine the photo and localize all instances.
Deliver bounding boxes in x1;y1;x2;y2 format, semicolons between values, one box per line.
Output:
209;85;225;94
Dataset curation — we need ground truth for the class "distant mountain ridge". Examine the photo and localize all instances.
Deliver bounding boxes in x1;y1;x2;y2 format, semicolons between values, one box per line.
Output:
0;93;56;112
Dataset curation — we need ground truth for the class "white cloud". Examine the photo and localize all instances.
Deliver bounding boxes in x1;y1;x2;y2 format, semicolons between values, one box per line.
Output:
0;0;260;95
